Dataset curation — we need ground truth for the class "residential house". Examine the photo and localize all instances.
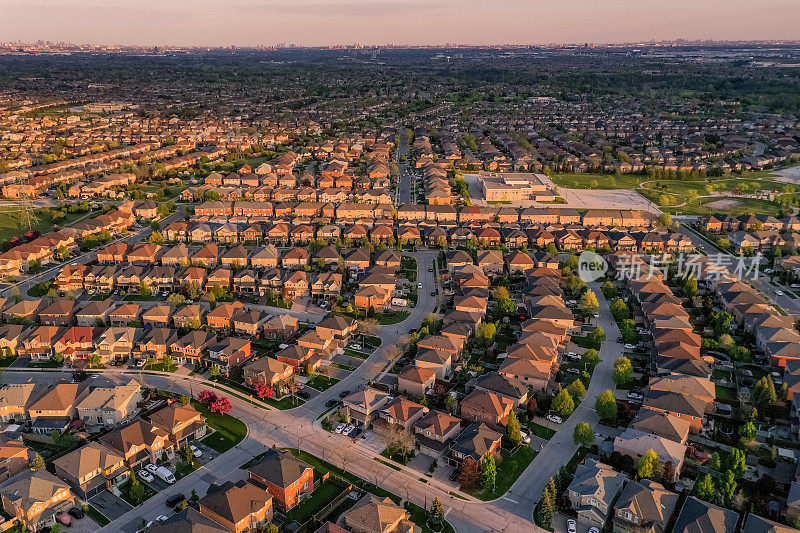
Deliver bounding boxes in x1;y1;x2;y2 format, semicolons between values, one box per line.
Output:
0;469;75;531
567;459;627;529
246;449;313;510
448;423;502;469
199;480;274;533
52;442;127;498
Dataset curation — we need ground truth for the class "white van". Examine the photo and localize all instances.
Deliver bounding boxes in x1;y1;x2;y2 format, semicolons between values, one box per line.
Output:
154;466;176;484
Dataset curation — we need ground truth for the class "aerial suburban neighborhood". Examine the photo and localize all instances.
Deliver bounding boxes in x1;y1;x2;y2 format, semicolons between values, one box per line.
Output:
0;3;799;533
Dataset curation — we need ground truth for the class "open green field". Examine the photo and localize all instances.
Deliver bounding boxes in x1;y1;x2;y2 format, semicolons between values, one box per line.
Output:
0;205;91;244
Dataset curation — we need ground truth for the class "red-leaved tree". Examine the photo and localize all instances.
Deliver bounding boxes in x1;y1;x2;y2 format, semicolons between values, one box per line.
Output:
210;396;232;414
254;383;274;399
198;390;217;406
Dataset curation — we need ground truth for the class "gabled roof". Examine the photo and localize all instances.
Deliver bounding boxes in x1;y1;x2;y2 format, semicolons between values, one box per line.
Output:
246;449;311;489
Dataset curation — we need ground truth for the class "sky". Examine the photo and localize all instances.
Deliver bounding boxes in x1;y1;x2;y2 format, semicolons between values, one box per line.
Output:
1;0;799;47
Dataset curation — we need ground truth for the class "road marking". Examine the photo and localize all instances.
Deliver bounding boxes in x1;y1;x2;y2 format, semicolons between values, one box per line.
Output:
444;507;451;518
501;495;519;504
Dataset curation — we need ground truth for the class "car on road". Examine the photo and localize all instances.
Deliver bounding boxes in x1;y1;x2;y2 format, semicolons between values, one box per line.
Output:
775;290;784;296
627;392;644;401
56;512;72;527
138;470;155;483
546;414;562;424
166;494;186;507
339;390;350;398
326;399;338;408
765;268;775;274
428;268;433;272
567;519;577;533
624;343;636;350
156;515;170;523
334;423;345;434
189;444;202;458
417;283;423;289
588;527;599;533
431;291;436;296
69;507;85;519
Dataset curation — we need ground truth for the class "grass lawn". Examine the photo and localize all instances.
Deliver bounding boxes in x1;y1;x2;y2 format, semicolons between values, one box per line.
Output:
306;374;339;391
263;395;305;410
0;356;17;367
380;446;415;466
468;446;537;501
344;348;369;360
285;479;344;524
144;362;177;372
119;479;156;506
716;384;737;402
191;400;247;453
405;502;456;533
0;206;90;243
549;173;644;190
27;359;63;368
528;422;556;441
175;459;200;480
712;369;733;382
86;505;111;526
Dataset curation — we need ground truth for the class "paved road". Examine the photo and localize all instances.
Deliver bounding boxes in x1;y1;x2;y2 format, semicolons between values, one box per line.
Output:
396;127;412;205
677;223;800;316
498;282;622;521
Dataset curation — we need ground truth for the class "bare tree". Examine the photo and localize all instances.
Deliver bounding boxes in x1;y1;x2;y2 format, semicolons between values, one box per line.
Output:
387;425;416;463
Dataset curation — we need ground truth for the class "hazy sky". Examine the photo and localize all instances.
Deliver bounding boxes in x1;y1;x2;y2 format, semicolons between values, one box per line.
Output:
1;0;799;46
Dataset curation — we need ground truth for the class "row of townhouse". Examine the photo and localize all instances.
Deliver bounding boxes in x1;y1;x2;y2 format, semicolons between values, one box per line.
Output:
58;262;344;299
0;302;300;368
189;201;660;228
700;213;800;233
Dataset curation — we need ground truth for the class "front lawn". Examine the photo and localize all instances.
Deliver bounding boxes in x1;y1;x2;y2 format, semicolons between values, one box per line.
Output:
380;446;415;465
528;423;556;441
86;505;111;526
263;394;305;410
0;355;17;367
175;458;200;480
468;446;537;501
190;400;247;453
404;501;456;533
285;478;345;524
306;374;339;391
119;479;156;506
716;384;737;402
27;359;63;368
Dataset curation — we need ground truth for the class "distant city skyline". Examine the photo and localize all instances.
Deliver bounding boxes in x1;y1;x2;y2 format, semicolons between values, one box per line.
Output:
1;0;799;47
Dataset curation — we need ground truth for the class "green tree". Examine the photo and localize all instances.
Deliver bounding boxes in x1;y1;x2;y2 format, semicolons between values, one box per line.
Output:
262;524;279;533
728;448;747;479
138;279;152;298
708;451;722;471
658;212;673;227
609;297;629;321
551;388;575;417
479;453;496;491
29;453;45;471
497;298;517;316
713;311;733;336
580;289;600;317
752;375;777;409
581;348;600;370
476;322;497;346
566;378;586;401
506;410;521;446
718;470;737;503
89;354;102;367
430;497;444;526
444;394;458;414
696;473;716;501
638;449;659;480
595;390;618;422
589;326;606;348
612;357;634;388
738;421;756;442
685;276;698;297
209;366;220;378
573;422;594;448
536;477;556;529
565;255;579;270
601;280;617;299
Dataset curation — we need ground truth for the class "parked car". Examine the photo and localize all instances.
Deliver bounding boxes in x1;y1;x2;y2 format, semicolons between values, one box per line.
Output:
624;343;636;350
588;527;599;533
546;414;562;424
520;431;531;444
775;290;784;296
138;470;155;483
189;444;202;458
56;512;72;527
566;368;580;375
145;464;158;474
156;515;169;522
325;399;338;408
449;469;460;481
68;507;85;519
334;423;345;434
154;466;176;484
343;424;355;436
339;389;350;398
627;392;643;401
296;390;310;399
567;519;577;533
166;494;186;507
566;352;579;360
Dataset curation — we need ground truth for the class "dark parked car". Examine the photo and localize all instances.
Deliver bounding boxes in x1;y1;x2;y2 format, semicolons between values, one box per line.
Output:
449;469;460;481
325;399;338;408
296;390;310;399
68;507;85;519
339;390;350;398
166;494;186;507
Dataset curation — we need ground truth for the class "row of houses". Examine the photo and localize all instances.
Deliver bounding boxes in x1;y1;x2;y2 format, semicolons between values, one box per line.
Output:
700;213;800;234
